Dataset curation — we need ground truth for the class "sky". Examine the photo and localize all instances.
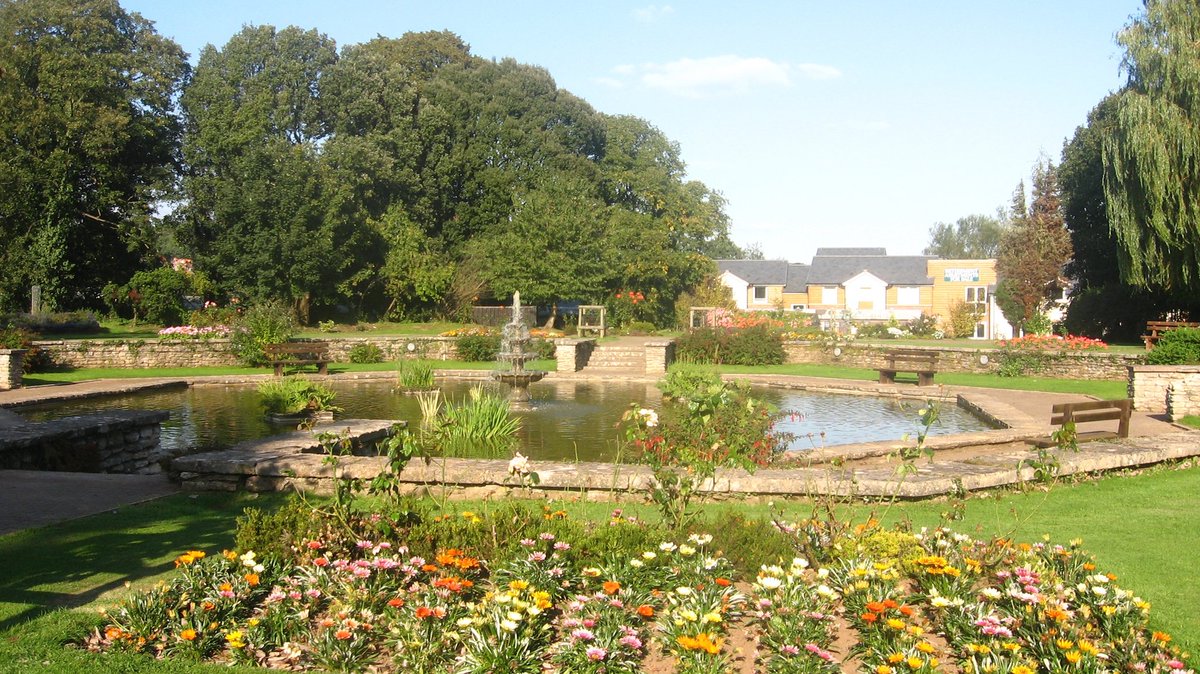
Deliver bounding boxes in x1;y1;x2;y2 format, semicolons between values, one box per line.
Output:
123;0;1143;263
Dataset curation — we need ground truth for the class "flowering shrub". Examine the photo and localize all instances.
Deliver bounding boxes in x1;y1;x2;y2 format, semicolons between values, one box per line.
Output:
997;334;1108;351
439;327;495;338
91;520;1194;673
157;325;231;340
676;325;786;365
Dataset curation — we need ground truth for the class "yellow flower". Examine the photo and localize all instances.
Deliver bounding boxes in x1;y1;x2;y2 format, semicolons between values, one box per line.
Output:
906;656;923;669
876;667;894;674
888;653;905;663
509;580;529;591
886;618;906;630
1012;667;1034;674
916;641;936;654
1056;639;1074;650
1064;650;1082;664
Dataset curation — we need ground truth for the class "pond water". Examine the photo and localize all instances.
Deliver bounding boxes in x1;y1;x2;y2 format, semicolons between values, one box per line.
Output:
21;380;993;462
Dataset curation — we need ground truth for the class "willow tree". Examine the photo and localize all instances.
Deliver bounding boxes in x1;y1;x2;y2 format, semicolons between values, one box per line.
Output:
1104;0;1200;293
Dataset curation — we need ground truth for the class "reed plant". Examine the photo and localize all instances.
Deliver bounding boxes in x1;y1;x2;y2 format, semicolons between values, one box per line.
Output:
396;359;436;392
433;385;520;455
256;377;340;415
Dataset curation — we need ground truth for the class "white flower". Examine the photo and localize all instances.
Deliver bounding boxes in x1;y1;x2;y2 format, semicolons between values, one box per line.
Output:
791;557;810;570
642;551;657;560
500;619;518;632
678;544;696;557
757;576;782;590
675;586;693;596
629;559;645;568
980;588;1003;600
456;617;473;627
688;533;713;546
815;584;837;599
1092;586;1108;597
637;408;658;427
508;453;530;476
659;542;677;552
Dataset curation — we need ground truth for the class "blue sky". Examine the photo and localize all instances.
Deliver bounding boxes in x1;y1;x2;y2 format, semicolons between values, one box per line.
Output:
124;1;1142;262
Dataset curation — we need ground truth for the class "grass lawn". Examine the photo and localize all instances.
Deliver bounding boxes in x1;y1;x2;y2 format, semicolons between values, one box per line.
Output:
718;362;1129;398
0;465;1195;671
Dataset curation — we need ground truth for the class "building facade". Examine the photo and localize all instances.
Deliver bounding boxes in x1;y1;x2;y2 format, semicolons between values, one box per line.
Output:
717;248;1013;339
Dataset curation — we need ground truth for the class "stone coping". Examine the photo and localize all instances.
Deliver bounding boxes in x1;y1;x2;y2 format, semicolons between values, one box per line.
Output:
0;410;170;448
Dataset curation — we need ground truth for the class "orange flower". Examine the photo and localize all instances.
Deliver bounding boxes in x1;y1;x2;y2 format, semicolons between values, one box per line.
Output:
676;632;723;655
636;604;655;618
898;605;915;617
603;580;621;595
179;628;197;641
422;564;438;573
1152;631;1172;643
335;629;352;640
714;577;731;587
105;626;124;640
387;597;405;608
244;573;259;586
861;612;879;623
415;606;434;619
883;599;899;609
866;601;887;613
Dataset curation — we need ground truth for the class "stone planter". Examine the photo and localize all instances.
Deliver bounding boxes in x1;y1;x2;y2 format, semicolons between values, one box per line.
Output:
1128;364;1200;416
0;349;26;390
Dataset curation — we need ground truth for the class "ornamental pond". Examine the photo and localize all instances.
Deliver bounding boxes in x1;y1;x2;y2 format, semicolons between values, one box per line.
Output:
21;379;994;463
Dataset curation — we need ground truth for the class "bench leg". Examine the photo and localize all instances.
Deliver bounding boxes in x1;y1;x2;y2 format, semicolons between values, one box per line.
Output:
317;362;328;375
879;371;895;385
918;372;934;387
273;364;284;377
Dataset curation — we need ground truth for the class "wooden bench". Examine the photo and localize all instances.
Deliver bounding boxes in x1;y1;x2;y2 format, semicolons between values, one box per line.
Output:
877;349;938;386
1142;320;1200;349
1033;399;1132;447
264;341;331;376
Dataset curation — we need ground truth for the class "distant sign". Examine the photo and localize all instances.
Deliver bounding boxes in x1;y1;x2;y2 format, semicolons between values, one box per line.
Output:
943;268;980;282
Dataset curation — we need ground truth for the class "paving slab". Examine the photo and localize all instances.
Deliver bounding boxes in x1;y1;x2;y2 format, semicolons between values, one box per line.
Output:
0;469;179;535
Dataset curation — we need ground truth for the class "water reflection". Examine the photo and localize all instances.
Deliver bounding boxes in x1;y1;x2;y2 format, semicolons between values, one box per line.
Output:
20;380;992;462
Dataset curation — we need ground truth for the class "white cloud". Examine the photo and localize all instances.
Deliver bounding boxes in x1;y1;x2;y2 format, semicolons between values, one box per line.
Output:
594;76;625;89
612;55;840;98
632;4;674;23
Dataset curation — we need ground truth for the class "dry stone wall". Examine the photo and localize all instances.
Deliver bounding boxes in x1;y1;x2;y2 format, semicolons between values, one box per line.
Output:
0;349;25;389
0;410;169;473
1129;365;1200;415
783;342;1138;380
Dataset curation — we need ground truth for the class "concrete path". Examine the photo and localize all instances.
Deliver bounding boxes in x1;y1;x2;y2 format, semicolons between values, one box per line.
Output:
0;469;179;536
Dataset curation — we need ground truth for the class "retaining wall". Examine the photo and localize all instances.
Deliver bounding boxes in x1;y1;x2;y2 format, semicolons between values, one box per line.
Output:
0;349;25;389
783;342;1138;380
1129;364;1200;416
0;410;169;473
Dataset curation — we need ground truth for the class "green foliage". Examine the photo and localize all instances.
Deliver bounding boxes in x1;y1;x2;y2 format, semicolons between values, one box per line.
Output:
256;377;340;415
397;359;437;391
676;326;784;365
124;268;194;326
1146;327;1200;364
923;213;1007;258
234;497;318;563
673;274;736;329
943;300;982;339
456;334;501;362
1104;0;1200;294
431;386;521;455
229;301;297;367
995;162;1073;332
529;338;556;360
0;0;188;313
657;362;721;400
623;320;657;335
347;342;385;364
906;312;939;337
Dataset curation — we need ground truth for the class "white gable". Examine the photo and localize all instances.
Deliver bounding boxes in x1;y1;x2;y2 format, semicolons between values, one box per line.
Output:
718;270;750;310
844;270;888;288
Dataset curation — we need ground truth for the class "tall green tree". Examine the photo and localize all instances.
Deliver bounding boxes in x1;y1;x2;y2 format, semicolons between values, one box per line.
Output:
923;213;1007;258
178;25;372;322
1104;0;1200;293
995;161;1073;332
0;0;187;311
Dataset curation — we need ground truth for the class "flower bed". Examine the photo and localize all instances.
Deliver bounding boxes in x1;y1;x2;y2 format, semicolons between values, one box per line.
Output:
91;514;1193;673
157;324;232;340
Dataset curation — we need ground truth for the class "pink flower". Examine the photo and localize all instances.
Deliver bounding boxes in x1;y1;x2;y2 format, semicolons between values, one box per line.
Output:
619;634;643;650
571;628;595;641
585;646;607;661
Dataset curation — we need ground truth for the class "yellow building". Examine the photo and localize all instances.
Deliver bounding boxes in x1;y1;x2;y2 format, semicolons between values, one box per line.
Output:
716;248;1012;339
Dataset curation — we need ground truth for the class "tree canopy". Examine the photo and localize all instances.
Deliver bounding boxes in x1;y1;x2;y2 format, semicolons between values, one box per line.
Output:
0;0;188;311
923;214;1007;259
1103;0;1200;294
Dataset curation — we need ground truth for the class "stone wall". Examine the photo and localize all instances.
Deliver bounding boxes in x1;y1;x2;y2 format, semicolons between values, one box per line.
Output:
644;340;675;375
32;336;463;370
783;342;1138;380
1129;364;1200;414
554;338;595;373
0;349;25;389
0;410;169;473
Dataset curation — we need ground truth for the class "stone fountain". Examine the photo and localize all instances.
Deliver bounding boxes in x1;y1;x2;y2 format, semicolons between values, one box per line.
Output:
492;292;546;410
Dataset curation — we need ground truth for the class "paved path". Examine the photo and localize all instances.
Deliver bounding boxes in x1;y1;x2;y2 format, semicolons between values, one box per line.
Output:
0;469;179;536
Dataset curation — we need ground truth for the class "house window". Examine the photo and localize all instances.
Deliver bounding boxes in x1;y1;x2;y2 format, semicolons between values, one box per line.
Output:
966;286;988;339
965;286;987;305
896;286;920;305
752;286;768;303
821;286;839;305
790;304;806;311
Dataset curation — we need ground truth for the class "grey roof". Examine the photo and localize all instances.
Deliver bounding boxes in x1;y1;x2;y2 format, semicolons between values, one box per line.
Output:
807;254;934;286
716;259;789;285
784;263;810;293
814;247;887;257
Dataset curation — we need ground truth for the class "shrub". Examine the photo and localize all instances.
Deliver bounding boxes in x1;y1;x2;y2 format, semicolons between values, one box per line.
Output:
120;267;193;325
1146;327;1200;365
348;342;384;364
256;377;339;415
657;362;721;400
455;333;500;361
675;325;784;366
187;303;239;329
623;320;657;335
907;312;939;337
234;497;319;563
944;300;981;339
5;311;100;334
529;337;556;360
229;301;297;367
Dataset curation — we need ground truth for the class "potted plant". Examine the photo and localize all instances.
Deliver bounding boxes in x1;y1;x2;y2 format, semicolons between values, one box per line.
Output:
257;377;341;424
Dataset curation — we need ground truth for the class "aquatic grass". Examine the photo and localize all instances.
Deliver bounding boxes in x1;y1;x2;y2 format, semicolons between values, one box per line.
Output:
438;385;520;444
396;359;436;392
254;377;339;415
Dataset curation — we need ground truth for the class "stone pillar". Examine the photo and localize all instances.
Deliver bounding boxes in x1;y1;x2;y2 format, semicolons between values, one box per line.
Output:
0;349;26;390
644;339;675;375
1128;364;1200;413
554;338;595;373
